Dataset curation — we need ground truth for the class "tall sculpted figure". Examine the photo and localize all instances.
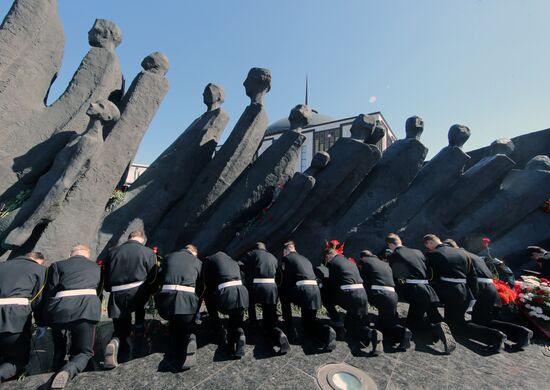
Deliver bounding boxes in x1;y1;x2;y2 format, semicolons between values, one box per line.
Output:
0;19;123;199
154;68;271;254
3;100;120;249
96;83;229;256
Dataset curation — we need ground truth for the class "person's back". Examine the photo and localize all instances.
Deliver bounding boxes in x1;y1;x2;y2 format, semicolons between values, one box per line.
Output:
0;254;46;382
204;251;242;290
106;240;155;288
155;245;202;370
427;244;470;280
358;254;395;288
243;248;278;284
0;257;46;333
41;245;101;389
42;255;101;325
327;254;363;287
388;246;428;281
282;251;317;286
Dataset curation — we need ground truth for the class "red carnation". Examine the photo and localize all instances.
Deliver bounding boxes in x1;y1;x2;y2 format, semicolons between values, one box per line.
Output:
541;278;549;284
153;246;158;254
481;237;491;248
536;289;545;295
533;297;545;305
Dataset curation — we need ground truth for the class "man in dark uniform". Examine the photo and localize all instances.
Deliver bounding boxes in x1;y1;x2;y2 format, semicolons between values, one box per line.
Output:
203;251;249;358
528;246;550;279
242;242;290;354
0;252;46;382
446;239;532;351
41;245;101;389
385;233;455;354
357;250;412;351
280;241;336;351
103;230;157;369
155;244;202;370
323;248;381;354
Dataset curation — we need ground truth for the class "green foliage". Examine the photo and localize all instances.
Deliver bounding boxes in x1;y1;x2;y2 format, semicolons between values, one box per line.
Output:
106;189;126;213
0;189;31;219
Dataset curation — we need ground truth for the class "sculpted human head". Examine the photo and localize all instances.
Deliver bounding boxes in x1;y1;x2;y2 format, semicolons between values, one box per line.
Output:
288;104;312;130
141;52;170;76
525;155;550;171
405;116;424;140
350;114;376;142
448;124;471;148
88;19;122;50
203;83;225;111
87;99;121;122
490;138;515;157
243;67;272;105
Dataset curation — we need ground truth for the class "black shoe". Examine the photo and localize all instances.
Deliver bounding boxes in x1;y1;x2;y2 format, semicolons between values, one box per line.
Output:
50;370;70;389
488;331;507;353
104;338;119;369
234;328;246;358
369;329;382;355
182;334;197;370
434;322;456;354
275;327;290;355
218;328;229;347
286;326;299;343
517;327;533;349
398;328;412;351
0;362;15;382
323;326;337;352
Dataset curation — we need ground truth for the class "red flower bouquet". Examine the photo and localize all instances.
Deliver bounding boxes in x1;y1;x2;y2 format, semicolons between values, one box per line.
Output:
493;279;517;305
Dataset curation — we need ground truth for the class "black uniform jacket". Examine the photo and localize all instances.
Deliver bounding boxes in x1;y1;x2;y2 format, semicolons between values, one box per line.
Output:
470;251;500;308
104;240;157;318
155;249;202;318
388;246;439;304
242;248;278;305
280;251;322;310
41;256;101;325
204;252;249;313
326;255;368;315
0;256;46;333
426;244;478;303
357;254;395;289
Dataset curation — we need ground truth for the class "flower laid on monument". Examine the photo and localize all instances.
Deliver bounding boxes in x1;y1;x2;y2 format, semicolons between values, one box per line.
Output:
544;199;550;213
493;279;517;305
516;276;550;327
481;237;491;248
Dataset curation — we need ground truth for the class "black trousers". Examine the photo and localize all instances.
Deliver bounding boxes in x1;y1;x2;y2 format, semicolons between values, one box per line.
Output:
472;288;527;343
168;314;195;358
402;286;443;330
369;290;406;344
0;322;31;380
52;320;96;378
112;307;145;341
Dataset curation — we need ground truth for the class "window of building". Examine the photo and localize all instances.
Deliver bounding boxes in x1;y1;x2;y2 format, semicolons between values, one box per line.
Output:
313;127;342;154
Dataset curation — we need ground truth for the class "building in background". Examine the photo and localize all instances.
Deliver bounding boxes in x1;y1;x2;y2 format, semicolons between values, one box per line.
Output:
258;110;396;172
125;163;148;185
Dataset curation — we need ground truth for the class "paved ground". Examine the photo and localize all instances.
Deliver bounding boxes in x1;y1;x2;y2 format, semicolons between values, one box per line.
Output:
4;305;550;390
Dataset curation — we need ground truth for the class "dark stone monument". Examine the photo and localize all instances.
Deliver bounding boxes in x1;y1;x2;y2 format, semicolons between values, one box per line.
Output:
96;83;229;255
0;19;123;199
30;53;169;262
190;104;309;255
3;100;121;249
344;124;471;257
329;116;428;243
153;67;271;253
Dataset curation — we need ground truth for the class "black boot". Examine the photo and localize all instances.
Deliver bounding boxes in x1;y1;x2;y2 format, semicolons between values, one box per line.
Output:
234;328;246;358
182;334;197;370
398;328;413;351
433;322;456;354
103;337;120;369
50;370;71;389
516;327;533;350
274;327;290;355
322;325;337;352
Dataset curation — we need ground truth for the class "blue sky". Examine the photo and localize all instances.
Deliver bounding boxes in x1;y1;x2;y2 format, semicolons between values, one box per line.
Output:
2;0;549;163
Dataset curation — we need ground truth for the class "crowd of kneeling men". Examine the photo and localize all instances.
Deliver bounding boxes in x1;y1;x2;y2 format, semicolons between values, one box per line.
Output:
1;230;542;388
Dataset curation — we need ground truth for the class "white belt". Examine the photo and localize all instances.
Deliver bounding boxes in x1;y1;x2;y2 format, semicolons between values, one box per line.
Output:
55;289;97;298
0;297;30;305
162;284;195;293
405;279;429;285
340;284;364;291
371;285;395;292
253;278;275;284
477;278;494;284
440;277;466;283
111;280;144;292
296;280;317;287
218;280;242;290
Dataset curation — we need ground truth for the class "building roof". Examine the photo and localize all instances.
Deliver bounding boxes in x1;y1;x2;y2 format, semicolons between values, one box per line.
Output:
265;110;336;136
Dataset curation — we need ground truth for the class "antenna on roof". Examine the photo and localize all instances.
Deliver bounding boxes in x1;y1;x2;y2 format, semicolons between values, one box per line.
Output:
305;74;309;106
